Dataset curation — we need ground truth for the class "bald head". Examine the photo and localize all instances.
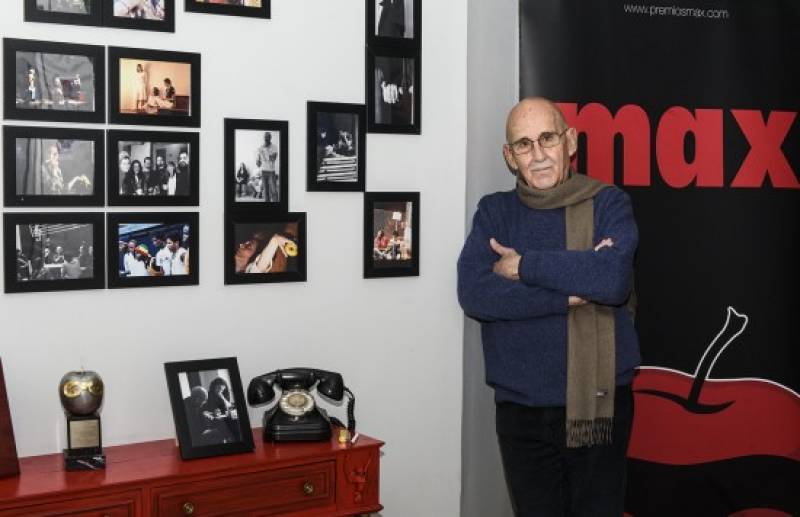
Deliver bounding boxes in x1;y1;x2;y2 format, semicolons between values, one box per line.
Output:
506;97;567;143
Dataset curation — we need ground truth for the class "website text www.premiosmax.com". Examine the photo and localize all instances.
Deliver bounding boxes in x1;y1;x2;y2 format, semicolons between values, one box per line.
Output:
623;4;730;19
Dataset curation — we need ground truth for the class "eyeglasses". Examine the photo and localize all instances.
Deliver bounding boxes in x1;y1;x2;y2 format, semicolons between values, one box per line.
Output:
508;128;569;155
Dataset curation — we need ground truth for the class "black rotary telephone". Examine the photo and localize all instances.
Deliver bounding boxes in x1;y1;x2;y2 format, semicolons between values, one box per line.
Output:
246;368;355;442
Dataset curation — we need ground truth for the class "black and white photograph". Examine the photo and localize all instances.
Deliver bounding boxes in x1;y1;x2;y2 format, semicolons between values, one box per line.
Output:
108;47;201;127
367;46;420;134
107;212;199;289
367;0;420;46
107;130;199;206
3;38;105;124
24;0;102;27
3;212;105;293
104;0;176;32
225;212;306;285
364;191;419;278
4;126;104;207
164;357;254;460
225;118;288;212
306;102;365;192
185;0;269;19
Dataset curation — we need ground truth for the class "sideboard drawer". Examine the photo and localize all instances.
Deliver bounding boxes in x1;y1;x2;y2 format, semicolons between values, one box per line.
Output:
153;461;335;516
0;489;141;516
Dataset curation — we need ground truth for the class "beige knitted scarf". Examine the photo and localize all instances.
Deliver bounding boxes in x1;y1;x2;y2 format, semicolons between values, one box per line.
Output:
516;171;616;447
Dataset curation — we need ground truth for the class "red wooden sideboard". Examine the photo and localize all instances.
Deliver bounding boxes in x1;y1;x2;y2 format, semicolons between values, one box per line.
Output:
0;428;382;516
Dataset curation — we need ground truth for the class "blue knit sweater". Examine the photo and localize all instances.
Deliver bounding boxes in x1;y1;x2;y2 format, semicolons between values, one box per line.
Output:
457;187;641;407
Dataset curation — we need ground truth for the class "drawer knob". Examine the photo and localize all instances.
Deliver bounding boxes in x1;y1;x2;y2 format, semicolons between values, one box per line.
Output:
182;502;195;515
303;481;315;496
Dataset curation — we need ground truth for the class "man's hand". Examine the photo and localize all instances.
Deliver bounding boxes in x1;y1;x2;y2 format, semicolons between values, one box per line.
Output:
489;238;521;280
569;296;588;306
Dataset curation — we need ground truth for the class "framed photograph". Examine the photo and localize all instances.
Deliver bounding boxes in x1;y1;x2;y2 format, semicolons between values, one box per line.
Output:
104;0;175;32
367;46;420;134
3;125;104;207
364;191;419;278
185;0;269;19
3;38;105;124
107;212;199;289
306;101;365;192
0;359;20;479
3;212;105;294
164;357;254;460
224;212;306;285
225;118;287;212
24;0;102;26
107;130;199;206
108;47;200;127
366;0;421;47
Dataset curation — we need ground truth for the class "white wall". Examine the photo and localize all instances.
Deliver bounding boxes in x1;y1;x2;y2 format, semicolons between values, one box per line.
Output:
461;0;518;516
0;2;466;516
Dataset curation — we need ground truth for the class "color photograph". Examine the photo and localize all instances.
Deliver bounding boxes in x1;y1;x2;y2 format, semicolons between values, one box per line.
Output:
107;212;199;288
364;192;419;278
225;213;306;285
109;47;200;127
185;0;269;19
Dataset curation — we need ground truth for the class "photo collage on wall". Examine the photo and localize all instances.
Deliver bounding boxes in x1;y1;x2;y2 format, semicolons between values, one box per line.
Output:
2;36;200;294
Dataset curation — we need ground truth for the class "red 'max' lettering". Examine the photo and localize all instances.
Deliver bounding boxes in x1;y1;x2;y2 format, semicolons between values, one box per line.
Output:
556;102;799;189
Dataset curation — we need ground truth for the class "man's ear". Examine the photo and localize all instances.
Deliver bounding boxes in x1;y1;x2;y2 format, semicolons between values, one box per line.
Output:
502;144;518;176
565;127;578;158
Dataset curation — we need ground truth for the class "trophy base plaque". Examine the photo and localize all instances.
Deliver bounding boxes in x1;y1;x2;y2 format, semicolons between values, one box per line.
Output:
63;450;106;471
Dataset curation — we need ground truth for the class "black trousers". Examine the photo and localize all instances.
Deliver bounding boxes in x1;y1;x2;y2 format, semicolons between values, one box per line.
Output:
496;385;634;517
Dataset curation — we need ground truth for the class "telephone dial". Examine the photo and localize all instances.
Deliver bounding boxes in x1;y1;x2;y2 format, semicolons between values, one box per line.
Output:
247;368;355;442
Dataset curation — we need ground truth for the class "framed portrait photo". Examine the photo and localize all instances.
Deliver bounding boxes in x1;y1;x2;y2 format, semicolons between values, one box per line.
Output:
108;47;200;127
366;46;420;134
366;0;421;47
24;0;102;26
224;118;288;212
3;212;105;294
225;212;306;285
164;357;254;460
107;130;199;206
3;38;105;124
3;125;104;207
185;0;269;19
306;101;366;192
107;212;199;289
104;0;175;32
364;191;419;278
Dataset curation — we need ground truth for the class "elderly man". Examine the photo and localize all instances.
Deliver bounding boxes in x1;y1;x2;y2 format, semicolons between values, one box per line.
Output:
457;97;640;516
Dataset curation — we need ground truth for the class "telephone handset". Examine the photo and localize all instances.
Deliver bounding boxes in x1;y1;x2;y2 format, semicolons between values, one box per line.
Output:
246;368;355;442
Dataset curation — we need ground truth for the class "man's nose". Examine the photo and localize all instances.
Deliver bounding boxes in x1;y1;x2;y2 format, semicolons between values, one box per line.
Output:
531;140;547;161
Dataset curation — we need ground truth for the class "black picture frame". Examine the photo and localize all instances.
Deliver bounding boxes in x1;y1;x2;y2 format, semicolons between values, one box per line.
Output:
306;101;366;192
184;0;270;19
225;212;306;285
224;118;288;212
108;46;201;128
364;191;419;278
3;38;105;124
107;129;199;206
164;357;254;460
3;212;105;294
3;125;105;207
366;46;420;135
107;211;199;289
366;0;421;48
24;0;103;27
103;0;176;32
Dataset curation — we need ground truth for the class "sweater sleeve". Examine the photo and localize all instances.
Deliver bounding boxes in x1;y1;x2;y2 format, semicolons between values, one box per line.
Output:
457;196;568;322
517;188;638;306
